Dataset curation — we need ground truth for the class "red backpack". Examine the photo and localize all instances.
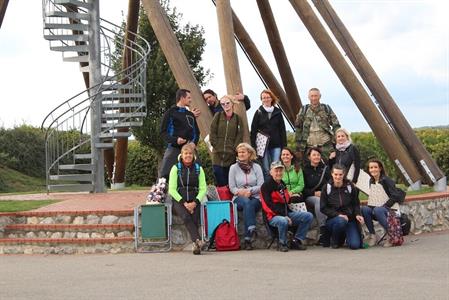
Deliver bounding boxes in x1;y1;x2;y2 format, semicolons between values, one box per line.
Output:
209;219;240;251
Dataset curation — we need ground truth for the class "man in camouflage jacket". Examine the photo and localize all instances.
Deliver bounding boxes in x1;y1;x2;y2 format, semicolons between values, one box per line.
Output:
295;88;341;161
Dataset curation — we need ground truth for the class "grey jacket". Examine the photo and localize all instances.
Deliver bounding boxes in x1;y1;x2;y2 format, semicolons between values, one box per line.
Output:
228;162;264;199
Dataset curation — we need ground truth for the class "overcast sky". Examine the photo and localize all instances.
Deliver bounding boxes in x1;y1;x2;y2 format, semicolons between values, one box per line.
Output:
0;0;448;132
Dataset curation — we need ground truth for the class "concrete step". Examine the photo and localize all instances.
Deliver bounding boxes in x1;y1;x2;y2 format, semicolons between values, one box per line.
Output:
44;23;89;31
58;164;93;171
44;34;88;42
48;183;94;192
45;11;89;20
49;174;93;182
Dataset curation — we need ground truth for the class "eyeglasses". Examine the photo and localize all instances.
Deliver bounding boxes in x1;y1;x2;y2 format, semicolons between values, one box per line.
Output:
220;102;231;106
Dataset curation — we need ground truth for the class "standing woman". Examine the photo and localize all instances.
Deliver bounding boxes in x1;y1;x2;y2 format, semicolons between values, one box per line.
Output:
303;147;330;243
361;159;405;247
329;128;361;183
168;143;207;255
320;164;364;249
250;89;287;178
280;147;305;203
209;95;243;187
229;143;264;250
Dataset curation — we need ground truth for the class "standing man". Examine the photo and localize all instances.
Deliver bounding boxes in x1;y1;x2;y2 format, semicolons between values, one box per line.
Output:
159;89;200;180
260;161;313;252
295;88;341;162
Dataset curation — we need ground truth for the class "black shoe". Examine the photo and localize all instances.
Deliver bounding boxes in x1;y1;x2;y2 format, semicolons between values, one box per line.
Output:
279;243;289;252
291;238;307;251
317;226;331;247
331;243;340;249
244;240;253;250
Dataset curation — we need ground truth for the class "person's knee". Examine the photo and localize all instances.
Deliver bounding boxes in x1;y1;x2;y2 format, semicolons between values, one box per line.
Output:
348;241;361;250
303;212;313;222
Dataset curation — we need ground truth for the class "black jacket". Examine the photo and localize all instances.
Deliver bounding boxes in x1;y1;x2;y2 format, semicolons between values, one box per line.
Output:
320;180;360;220
303;161;330;198
250;106;287;150
209;95;251;115
370;175;406;208
329;144;361;183
160;105;200;148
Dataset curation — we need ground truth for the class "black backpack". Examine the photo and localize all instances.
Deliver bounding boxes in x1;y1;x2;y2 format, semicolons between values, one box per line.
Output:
400;214;411;236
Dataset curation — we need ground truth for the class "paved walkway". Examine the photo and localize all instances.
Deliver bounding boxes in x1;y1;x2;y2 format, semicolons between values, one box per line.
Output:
0;231;448;299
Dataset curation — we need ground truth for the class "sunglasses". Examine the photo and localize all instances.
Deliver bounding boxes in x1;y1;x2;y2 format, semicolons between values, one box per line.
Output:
220;102;231;106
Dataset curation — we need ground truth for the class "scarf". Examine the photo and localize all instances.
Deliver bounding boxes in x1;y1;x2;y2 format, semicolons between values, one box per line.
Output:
237;160;253;174
336;140;351;151
263;105;274;113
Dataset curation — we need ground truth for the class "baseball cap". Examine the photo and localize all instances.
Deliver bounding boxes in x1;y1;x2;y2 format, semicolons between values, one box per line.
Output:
270;161;285;170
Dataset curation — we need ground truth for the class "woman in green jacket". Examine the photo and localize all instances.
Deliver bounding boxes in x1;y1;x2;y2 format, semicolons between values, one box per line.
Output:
280;147;305;203
209;95;244;187
168;143;207;255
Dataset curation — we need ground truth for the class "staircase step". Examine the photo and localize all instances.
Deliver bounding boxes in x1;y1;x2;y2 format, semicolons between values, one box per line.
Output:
102;93;143;100
44;34;88;42
63;55;89;62
48;184;94;192
101;121;142;128
74;153;92;160
49;174;93;182
102;102;145;109
95;143;114;149
54;0;91;9
101;83;134;91
102;112;146;119
44;23;88;31
45;11;89;20
99;132;132;139
51;45;89;52
58;164;93;171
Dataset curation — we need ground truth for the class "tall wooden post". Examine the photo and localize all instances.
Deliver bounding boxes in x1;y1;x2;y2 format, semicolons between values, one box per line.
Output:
256;0;301;115
0;0;9;28
141;0;212;139
216;0;250;143
232;12;296;124
313;0;446;191
289;0;422;188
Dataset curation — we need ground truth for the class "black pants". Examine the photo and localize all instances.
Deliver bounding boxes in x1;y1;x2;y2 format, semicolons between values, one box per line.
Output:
172;200;201;242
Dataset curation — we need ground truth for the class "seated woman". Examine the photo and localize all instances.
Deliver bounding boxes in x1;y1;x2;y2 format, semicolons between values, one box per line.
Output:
320;164;364;249
329;128;361;183
302;147;330;243
261;161;313;252
209;95;243;187
280;147;305;203
229;143;264;250
168;143;207;255
361;158;405;247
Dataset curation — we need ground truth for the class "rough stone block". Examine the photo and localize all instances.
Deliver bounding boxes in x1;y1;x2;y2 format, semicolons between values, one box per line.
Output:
27;217;39;225
73;216;84;225
117;231;132;238
77;232;90;239
86;215;100;225
51;232;63;239
25;232;37;238
101;215;119;224
55;216;72;224
104;232;115;238
41;217;55;225
118;216;133;224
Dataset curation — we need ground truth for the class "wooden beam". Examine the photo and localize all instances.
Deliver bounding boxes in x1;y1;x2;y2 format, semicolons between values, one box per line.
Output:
313;0;445;188
216;0;250;143
0;0;9;29
289;0;422;187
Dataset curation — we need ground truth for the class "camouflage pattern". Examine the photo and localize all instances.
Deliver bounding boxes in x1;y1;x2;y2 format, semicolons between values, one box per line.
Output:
295;103;340;159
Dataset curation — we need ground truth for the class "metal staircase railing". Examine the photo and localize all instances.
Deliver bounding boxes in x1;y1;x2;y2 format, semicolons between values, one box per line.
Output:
40;0;150;192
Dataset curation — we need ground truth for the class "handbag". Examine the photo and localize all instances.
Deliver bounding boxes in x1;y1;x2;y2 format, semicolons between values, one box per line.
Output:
387;209;404;246
288;202;307;212
216;185;233;201
255;131;270;158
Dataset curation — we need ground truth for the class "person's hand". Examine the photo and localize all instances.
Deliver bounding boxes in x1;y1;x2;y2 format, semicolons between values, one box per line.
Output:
184;201;197;214
329;151;336;160
235;92;244;101
285;216;292;226
177;137;187;145
288;191;293;197
338;214;348;221
191;108;201;118
314;191;321;197
356;215;364;224
237;189;251;198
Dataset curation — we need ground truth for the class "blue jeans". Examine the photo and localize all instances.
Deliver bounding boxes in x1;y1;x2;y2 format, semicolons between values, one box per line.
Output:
233;196;262;239
361;206;388;234
269;211;313;245
325;216;362;250
212;165;230;187
262;147;281;178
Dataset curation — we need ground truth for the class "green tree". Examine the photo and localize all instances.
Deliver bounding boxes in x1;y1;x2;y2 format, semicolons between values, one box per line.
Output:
133;1;209;156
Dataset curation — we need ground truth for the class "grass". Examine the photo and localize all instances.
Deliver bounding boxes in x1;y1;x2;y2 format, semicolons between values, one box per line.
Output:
0;200;60;212
0;165;46;194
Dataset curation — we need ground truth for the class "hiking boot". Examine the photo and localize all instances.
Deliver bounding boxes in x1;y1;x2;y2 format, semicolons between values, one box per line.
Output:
192;239;201;255
290;238;307;251
279;243;289;252
364;233;377;247
316;226;330;247
244;240;253;250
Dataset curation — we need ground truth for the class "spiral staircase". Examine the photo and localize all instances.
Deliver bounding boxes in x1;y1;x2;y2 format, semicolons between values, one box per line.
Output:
40;0;150;193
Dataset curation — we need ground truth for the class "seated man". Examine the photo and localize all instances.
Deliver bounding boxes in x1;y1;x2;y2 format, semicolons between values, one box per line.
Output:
261;161;313;252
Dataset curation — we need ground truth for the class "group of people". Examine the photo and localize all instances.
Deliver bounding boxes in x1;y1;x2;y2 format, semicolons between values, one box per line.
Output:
160;87;405;255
